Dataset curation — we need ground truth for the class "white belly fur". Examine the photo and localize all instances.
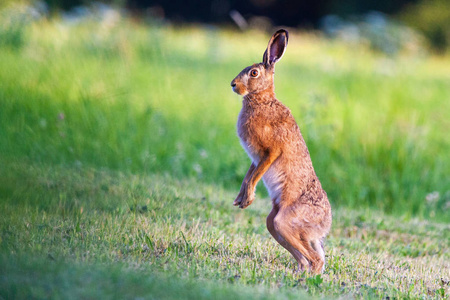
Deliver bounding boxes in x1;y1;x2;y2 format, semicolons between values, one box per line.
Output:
239;140;258;164
262;163;283;204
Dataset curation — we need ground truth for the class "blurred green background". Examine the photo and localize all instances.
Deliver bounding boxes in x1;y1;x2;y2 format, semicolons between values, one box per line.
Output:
1;0;449;220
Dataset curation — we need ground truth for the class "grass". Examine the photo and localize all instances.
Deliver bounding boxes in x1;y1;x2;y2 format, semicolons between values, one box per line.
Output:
0;5;449;299
1;161;449;299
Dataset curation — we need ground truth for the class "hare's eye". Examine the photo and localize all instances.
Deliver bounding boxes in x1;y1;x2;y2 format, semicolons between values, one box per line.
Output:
250;69;259;77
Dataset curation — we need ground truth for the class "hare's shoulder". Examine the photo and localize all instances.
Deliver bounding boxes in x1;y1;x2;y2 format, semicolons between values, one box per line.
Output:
263;100;298;132
239;100;297;132
246;99;293;121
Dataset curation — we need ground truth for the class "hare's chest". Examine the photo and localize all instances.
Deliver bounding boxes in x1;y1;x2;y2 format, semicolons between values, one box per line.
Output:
237;112;257;162
237;110;273;163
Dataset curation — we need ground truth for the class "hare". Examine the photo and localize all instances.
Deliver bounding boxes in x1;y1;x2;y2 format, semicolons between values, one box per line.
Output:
230;29;332;274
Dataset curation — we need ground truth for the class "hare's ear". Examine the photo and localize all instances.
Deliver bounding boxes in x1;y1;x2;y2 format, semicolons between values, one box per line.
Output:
263;29;289;67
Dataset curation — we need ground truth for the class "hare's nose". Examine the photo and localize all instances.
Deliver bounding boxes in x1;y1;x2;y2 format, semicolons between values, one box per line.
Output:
231;80;236;87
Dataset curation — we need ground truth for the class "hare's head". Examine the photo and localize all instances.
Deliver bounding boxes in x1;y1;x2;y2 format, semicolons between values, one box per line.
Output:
231;29;288;96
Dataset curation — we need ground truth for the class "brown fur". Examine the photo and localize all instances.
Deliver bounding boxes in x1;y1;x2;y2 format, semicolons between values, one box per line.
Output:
230;30;332;274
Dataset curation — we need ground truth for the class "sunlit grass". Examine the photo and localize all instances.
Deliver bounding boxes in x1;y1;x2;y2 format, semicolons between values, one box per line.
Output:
1;161;448;298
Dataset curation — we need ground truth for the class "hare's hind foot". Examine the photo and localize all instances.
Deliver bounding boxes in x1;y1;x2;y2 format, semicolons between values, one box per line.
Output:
311;239;326;273
267;206;326;275
309;256;324;274
292;247;323;275
295;256;310;273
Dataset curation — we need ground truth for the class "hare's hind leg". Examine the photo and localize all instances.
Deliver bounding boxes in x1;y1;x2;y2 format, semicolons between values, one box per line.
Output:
270;207;324;274
266;206;310;272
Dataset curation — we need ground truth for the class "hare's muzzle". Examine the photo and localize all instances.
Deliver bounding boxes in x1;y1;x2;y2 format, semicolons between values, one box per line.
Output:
231;79;244;95
231;79;238;94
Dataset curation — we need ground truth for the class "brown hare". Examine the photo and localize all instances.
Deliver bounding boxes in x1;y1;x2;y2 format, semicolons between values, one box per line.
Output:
230;29;332;274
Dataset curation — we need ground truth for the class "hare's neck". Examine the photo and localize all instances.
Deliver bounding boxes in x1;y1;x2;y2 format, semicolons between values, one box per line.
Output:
244;89;275;105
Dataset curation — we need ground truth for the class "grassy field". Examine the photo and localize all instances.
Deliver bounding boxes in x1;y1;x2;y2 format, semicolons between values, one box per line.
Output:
1;161;449;299
0;7;449;299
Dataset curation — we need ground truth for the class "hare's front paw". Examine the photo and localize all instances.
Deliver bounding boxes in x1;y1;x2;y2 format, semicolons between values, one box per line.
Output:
233;188;254;209
233;189;244;207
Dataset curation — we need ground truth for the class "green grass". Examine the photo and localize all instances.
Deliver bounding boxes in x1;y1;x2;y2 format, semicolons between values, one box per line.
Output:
0;8;449;299
1;161;449;299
